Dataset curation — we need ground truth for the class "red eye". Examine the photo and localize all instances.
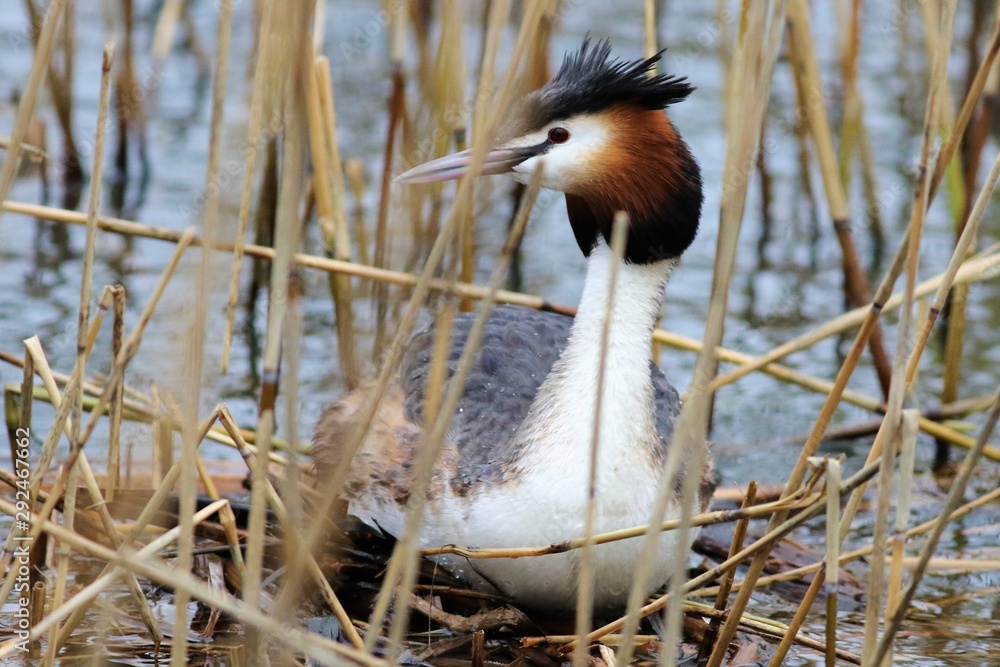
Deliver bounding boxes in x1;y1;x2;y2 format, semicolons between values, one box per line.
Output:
548;127;570;143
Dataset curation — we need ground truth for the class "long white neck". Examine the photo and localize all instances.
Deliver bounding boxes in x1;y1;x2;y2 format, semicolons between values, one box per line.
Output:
521;241;675;475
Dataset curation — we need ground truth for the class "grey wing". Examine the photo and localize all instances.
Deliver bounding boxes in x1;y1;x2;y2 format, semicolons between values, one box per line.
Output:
650;365;682;459
400;304;684;485
400;305;572;487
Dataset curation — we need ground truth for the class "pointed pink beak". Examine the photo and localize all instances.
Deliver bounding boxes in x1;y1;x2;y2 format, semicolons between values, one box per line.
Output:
395;143;546;184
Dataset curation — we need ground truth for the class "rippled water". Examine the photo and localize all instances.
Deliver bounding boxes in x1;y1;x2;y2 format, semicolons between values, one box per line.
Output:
1;1;998;664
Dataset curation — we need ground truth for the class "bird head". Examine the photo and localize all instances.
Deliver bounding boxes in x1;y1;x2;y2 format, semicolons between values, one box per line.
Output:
396;38;703;264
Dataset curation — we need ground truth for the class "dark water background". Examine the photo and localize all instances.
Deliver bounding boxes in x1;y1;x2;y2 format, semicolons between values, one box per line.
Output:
1;1;998;664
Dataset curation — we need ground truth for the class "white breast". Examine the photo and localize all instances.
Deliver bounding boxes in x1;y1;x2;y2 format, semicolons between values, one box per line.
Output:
410;243;691;612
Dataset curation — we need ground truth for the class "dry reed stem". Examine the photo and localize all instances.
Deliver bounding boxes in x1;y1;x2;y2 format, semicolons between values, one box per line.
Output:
370;58;406;356
904;143;1000;385
221;0;273;373
572;213;628;667
711;244;1000;390
312;55;361;390
660;4;784;663
243;8;313;660
697;481;756;663
169;1;233;661
17;350;34;469
52;41;116;661
421;488;817;559
863;4;956;661
644;0;657;60
861;417;901;660
882;408;919;664
0;497;386;667
836;0;862;188
0;136;47;159
872;389;1000;665
0;0;66;228
0;342;76;597
345;159;370;265
823;459;841;667
786;0;892;397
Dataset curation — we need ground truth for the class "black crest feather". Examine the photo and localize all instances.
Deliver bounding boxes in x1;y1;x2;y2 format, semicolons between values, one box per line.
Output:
528;37;693;127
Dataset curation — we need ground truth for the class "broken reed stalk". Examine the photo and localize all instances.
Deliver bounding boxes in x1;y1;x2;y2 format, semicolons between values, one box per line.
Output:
0;0;67;228
106;285;126;502
823;459;841;667
221;0;274;373
571;213;628;667
786;0;892;398
170;1;233;663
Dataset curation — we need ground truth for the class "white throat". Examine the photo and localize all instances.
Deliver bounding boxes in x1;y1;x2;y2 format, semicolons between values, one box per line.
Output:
521;241;675;476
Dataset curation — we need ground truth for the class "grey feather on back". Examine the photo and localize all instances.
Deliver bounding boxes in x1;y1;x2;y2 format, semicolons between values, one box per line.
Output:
399;305;683;492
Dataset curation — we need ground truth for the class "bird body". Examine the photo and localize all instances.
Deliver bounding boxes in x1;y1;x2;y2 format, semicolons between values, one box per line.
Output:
313;39;712;614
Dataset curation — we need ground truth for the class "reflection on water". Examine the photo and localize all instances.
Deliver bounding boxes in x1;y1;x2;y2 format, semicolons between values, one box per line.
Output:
1;1;998;664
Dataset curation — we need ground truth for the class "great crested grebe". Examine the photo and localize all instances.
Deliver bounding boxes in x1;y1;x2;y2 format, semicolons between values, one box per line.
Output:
313;38;712;613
